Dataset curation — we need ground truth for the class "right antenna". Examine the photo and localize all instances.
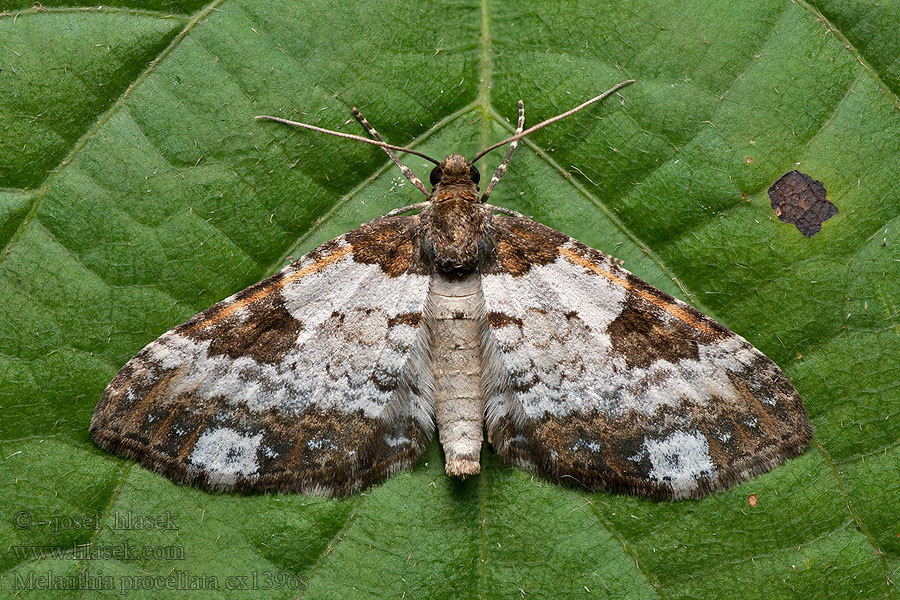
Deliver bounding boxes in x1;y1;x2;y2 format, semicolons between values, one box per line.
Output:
469;79;635;164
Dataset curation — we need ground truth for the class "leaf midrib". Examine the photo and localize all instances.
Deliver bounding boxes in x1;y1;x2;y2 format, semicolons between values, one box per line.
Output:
479;0;493;596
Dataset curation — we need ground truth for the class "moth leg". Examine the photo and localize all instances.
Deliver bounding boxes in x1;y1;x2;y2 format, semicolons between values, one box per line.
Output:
481;100;525;203
352;107;429;196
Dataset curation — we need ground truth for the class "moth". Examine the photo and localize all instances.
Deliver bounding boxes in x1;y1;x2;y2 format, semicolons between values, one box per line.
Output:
91;80;813;500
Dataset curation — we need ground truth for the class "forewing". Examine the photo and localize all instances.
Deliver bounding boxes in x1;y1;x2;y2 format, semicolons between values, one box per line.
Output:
481;216;812;499
91;216;433;498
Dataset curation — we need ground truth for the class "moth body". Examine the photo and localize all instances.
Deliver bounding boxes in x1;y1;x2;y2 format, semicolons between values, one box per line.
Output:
420;154;490;477
428;272;484;477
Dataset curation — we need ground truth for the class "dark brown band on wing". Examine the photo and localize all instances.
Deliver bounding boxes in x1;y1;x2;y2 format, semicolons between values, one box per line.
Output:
91;374;429;498
182;245;352;335
181;216;425;336
344;215;428;277
559;247;727;339
484;216;569;277
607;297;701;369
185;287;304;364
490;365;812;500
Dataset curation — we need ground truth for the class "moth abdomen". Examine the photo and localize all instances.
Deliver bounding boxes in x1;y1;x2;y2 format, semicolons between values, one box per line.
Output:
428;271;485;477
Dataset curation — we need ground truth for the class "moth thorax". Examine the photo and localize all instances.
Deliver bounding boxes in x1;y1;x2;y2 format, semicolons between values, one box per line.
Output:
425;200;488;273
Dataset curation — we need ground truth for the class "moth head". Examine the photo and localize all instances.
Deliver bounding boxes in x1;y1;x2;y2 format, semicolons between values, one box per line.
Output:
430;154;480;190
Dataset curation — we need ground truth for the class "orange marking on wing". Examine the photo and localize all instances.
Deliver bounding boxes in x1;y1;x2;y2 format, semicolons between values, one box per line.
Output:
187;244;352;333
559;247;716;336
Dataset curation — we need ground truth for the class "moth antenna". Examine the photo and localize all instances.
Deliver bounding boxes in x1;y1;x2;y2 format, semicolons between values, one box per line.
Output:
481;100;525;203
380;201;430;218
256;115;442;166
352;107;430;196
469;79;635;163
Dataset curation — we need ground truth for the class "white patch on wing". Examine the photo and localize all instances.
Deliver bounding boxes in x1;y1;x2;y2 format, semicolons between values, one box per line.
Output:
306;438;337;451
140;242;432;425
482;247;628;422
384;435;411;447
190;427;263;485
482;244;772;420
482;249;628;333
642;430;716;495
281;247;427;331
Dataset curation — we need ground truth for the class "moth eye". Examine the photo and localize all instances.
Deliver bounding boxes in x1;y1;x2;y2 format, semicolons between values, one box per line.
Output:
469;165;480;185
430;166;443;187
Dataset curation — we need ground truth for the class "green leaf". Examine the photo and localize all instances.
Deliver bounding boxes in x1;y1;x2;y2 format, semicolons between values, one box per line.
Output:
1;0;897;598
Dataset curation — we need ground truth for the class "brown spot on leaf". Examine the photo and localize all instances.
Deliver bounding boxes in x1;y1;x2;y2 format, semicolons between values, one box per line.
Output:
768;171;838;237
